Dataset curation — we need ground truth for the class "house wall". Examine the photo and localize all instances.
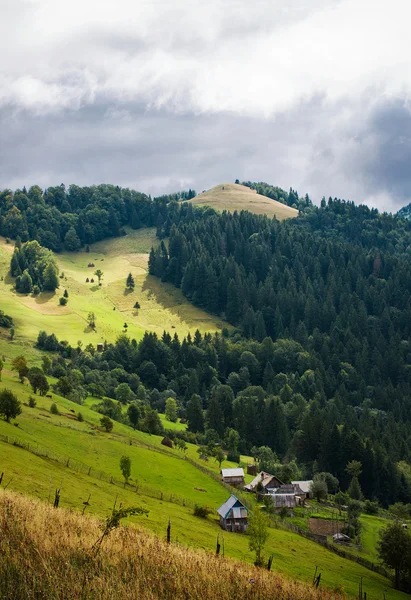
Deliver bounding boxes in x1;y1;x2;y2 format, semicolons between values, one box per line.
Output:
220;517;248;533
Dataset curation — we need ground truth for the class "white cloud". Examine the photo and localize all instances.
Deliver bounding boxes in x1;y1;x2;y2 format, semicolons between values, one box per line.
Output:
2;0;411;116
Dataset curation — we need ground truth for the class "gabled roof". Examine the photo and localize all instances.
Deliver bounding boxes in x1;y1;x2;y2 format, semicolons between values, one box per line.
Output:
291;480;313;494
217;494;248;519
221;468;244;478
244;471;283;491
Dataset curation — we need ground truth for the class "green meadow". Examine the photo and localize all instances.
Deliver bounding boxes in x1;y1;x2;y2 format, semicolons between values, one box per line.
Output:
0;369;407;600
0;228;226;352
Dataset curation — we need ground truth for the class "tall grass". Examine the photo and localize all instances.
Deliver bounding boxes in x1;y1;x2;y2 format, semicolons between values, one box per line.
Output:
0;490;344;600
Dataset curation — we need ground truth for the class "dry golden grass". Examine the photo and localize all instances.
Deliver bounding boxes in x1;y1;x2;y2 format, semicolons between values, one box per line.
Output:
188;184;299;220
0;490;344;600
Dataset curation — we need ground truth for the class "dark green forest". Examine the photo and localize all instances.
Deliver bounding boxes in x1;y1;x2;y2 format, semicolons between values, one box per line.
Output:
2;181;411;506
0;184;195;252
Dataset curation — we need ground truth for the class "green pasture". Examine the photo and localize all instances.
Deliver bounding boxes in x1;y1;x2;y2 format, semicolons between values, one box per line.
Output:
0;229;226;353
0;369;406;598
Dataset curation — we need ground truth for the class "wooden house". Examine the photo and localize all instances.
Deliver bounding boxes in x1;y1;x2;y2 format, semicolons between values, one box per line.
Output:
221;468;245;486
217;495;248;532
291;480;313;500
272;493;296;509
244;471;283;494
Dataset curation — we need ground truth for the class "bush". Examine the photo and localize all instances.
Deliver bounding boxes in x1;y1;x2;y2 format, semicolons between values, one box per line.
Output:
193;505;212;518
77;412;84;422
364;500;379;515
59;297;68;306
100;415;113;432
32;285;40;296
50;403;59;415
28;396;37;408
134;301;141;309
226;451;240;463
161;436;173;448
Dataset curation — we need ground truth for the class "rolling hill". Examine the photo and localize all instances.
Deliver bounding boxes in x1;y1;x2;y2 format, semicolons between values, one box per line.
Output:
0;367;406;600
0;228;227;353
187;184;299;220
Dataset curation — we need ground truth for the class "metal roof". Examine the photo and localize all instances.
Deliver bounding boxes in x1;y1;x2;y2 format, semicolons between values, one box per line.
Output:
217;494;248;519
221;468;244;478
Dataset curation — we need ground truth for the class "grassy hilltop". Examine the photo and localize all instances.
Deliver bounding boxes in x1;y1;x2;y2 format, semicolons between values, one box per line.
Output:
187;183;299;220
0;228;226;352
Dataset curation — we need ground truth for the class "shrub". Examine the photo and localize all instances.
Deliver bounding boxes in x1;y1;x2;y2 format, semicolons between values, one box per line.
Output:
32;285;40;296
50;403;59;415
28;396;37;408
77;412;84;422
161;436;173;448
364;500;379;515
134;301;140;309
226;451;240;463
193;505;212;518
100;415;113;432
59;297;68;306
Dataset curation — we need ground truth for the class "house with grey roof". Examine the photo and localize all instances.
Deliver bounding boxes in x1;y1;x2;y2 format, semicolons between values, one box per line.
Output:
217;494;249;532
221;468;245;486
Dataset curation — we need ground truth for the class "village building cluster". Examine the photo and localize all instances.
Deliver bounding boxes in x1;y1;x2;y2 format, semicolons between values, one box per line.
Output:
217;467;313;532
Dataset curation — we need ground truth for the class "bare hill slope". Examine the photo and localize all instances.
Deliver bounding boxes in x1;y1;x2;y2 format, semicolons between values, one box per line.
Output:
188;183;299;220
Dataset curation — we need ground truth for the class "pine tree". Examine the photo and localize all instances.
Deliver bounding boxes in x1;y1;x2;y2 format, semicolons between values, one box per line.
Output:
186;394;204;433
206;394;224;438
126;272;135;290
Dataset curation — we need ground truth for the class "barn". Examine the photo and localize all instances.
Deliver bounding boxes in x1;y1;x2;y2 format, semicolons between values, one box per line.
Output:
221;468;245;486
217;495;249;532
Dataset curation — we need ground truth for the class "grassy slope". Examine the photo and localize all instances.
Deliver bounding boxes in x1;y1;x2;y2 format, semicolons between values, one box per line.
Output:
1;490;348;600
0;371;407;599
188;184;299;220
0;228;226;351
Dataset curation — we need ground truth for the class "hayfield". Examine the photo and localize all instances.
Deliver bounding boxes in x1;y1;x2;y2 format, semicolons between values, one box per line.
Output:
0;228;226;352
188;184;299;220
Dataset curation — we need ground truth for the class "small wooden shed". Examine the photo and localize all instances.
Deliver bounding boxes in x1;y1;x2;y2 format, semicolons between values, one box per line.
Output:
221;468;245;487
217;495;248;532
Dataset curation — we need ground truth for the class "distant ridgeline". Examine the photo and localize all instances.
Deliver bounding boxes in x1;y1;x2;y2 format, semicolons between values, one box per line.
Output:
0;184;196;252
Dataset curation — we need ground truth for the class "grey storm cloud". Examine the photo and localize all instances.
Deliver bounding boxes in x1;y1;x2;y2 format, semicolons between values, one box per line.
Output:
1;0;411;211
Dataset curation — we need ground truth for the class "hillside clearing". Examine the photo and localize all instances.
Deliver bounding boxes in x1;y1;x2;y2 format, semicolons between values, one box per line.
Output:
0;228;227;351
187;184;299;220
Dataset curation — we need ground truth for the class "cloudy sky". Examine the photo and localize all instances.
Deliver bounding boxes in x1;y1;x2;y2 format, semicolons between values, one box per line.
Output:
1;0;411;211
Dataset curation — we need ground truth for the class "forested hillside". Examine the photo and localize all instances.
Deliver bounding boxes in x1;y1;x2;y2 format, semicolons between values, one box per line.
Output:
3;181;411;508
146;196;411;505
0;184;195;252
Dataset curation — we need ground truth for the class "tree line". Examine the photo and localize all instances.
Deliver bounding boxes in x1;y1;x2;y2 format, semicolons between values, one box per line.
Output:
36;327;411;507
0;183;196;252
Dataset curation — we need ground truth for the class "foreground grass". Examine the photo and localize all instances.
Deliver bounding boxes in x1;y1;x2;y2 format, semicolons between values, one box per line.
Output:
0;490;347;600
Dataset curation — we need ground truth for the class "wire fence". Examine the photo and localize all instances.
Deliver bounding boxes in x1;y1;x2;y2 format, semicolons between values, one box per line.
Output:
0;432;195;510
0;432;393;583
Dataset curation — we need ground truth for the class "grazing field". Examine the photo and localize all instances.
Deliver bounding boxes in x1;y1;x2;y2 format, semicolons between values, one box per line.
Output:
0;369;406;599
188;184;299;220
0;228;227;353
